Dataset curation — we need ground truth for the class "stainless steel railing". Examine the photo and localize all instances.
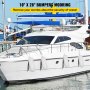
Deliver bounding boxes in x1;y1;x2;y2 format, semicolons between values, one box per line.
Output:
11;42;85;55
0;41;88;57
0;41;17;53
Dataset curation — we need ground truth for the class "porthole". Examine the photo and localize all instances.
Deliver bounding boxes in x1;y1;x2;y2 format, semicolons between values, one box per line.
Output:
72;59;74;62
56;61;59;64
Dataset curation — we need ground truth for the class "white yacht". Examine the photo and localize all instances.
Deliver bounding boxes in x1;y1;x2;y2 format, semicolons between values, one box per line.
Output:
0;30;89;83
0;0;89;84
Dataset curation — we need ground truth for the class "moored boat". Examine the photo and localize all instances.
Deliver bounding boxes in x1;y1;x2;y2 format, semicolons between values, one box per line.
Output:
0;0;89;84
0;29;89;84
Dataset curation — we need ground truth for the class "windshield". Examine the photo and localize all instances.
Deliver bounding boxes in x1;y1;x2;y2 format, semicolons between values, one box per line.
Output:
16;36;54;45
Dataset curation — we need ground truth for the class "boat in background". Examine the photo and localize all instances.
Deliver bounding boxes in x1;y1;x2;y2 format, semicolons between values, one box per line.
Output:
6;27;31;41
6;20;61;41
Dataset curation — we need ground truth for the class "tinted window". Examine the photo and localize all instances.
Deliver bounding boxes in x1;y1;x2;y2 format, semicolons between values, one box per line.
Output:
55;36;71;43
70;42;83;49
88;25;90;29
16;39;26;45
17;36;54;45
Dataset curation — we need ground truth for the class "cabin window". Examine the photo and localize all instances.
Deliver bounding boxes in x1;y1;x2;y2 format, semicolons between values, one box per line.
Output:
17;36;54;45
88;24;90;29
70;42;83;49
55;36;71;43
16;38;27;45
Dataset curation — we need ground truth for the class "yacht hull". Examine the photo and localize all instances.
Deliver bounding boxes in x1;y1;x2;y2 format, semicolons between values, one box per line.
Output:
1;64;90;84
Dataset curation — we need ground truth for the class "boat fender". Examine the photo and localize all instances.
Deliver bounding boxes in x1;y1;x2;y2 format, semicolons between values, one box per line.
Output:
78;55;84;67
63;54;69;68
41;56;47;70
28;57;35;71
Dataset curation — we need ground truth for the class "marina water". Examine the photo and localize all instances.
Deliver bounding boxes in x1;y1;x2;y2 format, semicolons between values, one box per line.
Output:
1;34;90;90
1;73;90;90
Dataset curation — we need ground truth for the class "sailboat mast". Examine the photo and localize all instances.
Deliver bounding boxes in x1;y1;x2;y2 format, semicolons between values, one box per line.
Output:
2;0;6;41
84;0;88;28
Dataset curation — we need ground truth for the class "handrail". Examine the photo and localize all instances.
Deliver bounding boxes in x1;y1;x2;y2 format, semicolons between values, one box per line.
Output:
19;46;27;55
0;42;87;57
12;42;85;54
0;41;17;44
0;43;11;53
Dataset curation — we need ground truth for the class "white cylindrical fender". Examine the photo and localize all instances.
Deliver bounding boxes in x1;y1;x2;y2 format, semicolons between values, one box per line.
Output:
28;57;35;71
78;55;84;67
63;55;69;68
41;56;47;70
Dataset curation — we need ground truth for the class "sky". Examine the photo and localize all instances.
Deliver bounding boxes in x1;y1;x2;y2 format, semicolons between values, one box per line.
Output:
0;0;90;28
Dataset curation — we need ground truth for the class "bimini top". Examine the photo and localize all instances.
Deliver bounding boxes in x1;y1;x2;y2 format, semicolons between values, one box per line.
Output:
18;13;83;18
13;21;60;25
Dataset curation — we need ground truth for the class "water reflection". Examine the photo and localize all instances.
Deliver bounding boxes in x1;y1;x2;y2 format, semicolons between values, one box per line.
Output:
5;79;82;90
1;73;90;90
1;78;83;90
